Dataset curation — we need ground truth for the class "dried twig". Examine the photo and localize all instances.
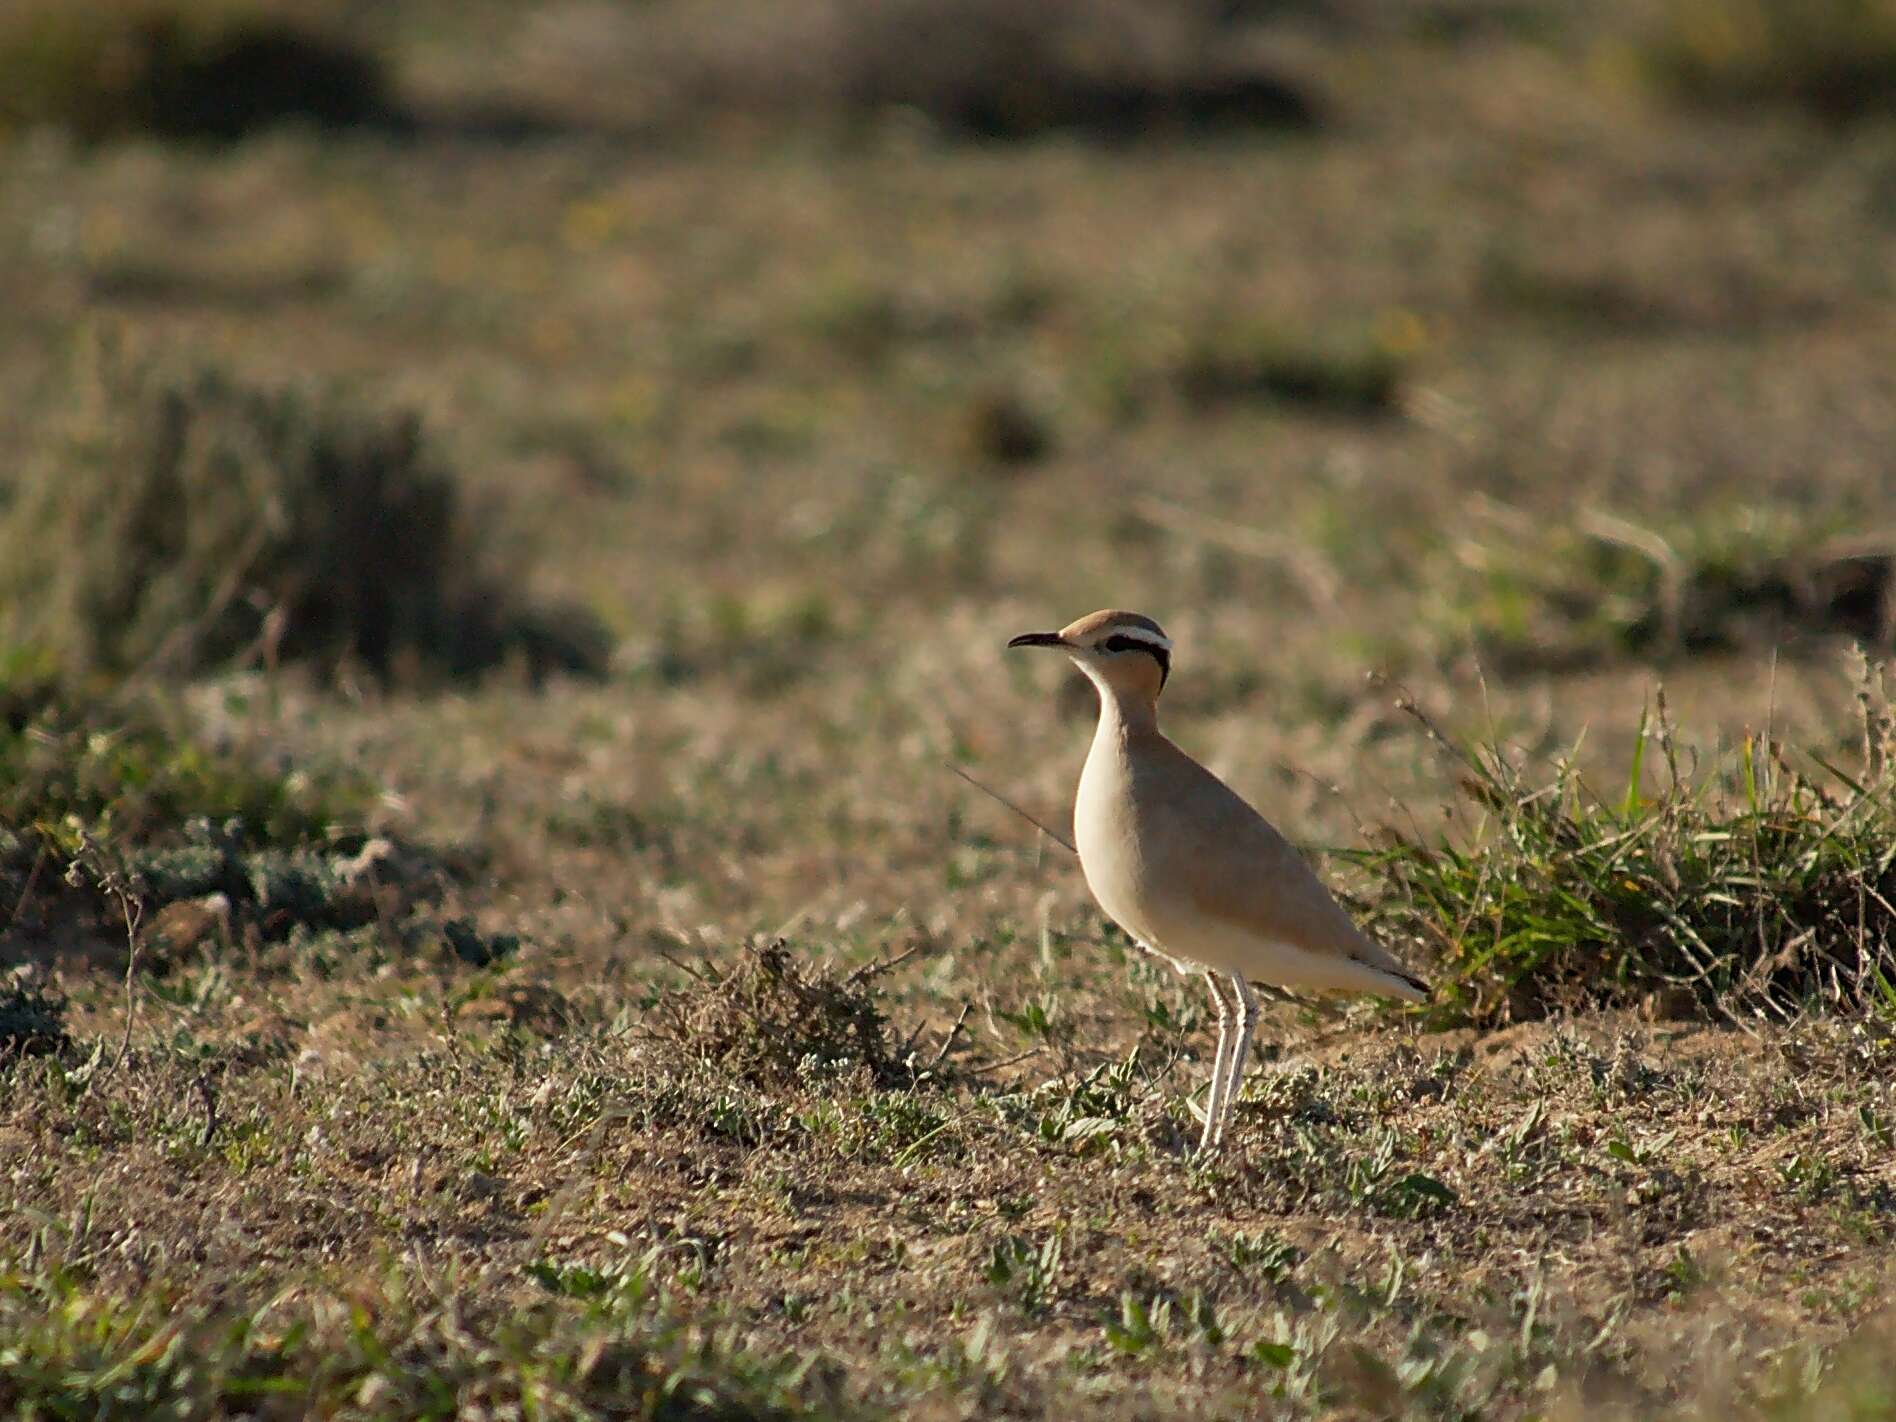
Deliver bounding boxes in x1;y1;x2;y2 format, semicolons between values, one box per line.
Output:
4;842;47;934
1370;672;1482;776
845;942;922;988
64;833;146;1075
655;948;714;984
929;1004;972;1069
963;1046;1044;1077
945;761;1075;854
195;1070;220;1148
113;890;143;1072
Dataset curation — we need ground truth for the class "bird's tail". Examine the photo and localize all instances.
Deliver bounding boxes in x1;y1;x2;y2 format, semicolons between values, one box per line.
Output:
1347;937;1431;1003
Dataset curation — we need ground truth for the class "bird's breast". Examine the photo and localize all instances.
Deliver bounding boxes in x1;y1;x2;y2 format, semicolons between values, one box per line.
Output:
1074;739;1167;942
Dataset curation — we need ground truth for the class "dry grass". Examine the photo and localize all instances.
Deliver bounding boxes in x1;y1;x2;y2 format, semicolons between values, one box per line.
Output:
1;0;1895;1414
645;938;908;1089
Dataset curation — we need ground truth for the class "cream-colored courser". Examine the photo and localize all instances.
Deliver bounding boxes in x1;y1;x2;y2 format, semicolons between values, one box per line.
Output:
1008;609;1428;1155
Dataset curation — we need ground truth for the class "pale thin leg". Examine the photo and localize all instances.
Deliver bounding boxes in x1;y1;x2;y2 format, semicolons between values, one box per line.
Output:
1198;972;1233;1156
1214;976;1261;1147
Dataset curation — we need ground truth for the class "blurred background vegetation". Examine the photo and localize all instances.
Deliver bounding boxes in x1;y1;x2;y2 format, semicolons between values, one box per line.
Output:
1;0;1891;692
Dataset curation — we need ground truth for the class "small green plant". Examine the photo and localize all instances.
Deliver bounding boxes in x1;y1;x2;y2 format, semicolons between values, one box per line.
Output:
1358;674;1896;1026
1102;1290;1164;1357
1220;1229;1301;1282
984;1233;1061;1317
1;341;608;688
0;668;418;962
0;697;357;856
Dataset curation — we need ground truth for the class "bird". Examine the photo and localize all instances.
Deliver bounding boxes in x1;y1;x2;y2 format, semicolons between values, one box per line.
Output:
1007;609;1428;1155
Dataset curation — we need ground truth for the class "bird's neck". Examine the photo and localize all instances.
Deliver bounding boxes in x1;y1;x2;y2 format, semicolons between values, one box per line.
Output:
1092;680;1160;741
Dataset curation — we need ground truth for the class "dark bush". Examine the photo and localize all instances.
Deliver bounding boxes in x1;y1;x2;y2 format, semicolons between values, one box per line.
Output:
0;977;71;1065
1643;0;1896;124
1176;322;1406;413
961;386;1055;468
0;0;393;143
0;343;609;687
635;0;1318;139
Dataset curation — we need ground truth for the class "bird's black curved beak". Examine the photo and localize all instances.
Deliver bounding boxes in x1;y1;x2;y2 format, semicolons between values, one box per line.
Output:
1007;631;1066;649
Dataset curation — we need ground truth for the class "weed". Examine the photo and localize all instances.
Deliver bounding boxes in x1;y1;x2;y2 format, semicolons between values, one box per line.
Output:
644;939;907;1089
0;681;385;951
0;700;356;857
1220;1229;1302;1282
1103;1289;1165;1356
985;1233;1062;1318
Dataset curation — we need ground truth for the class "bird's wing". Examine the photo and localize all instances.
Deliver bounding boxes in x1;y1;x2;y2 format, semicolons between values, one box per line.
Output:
1143;736;1428;996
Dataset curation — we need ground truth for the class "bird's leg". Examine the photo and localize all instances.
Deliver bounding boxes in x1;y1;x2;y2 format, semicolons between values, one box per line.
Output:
1198;972;1233;1156
1215;976;1261;1147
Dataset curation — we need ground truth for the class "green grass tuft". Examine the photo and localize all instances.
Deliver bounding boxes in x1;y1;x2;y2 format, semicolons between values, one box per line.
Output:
0;671;400;952
1357;677;1896;1026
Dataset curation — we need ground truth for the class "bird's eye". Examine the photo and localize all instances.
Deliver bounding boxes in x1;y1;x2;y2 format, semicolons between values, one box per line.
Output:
1100;636;1134;654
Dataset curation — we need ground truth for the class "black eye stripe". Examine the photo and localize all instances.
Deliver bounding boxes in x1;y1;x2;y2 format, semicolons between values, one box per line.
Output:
1097;635;1172;688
